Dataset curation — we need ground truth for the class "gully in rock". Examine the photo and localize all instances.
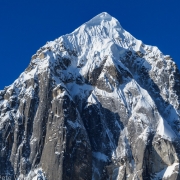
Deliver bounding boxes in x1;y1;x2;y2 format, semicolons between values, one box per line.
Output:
0;12;180;180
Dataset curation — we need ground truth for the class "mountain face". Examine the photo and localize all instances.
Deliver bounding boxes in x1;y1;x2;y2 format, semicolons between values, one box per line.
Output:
1;12;180;180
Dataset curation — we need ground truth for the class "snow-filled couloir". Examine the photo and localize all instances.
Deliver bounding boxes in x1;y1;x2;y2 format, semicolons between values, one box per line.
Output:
0;12;180;180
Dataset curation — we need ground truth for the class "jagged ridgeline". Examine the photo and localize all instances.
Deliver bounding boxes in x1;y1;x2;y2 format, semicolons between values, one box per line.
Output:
1;12;180;180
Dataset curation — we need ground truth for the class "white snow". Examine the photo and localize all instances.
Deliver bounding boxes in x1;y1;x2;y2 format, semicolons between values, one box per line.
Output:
138;127;151;142
92;151;109;162
157;116;176;141
17;168;46;180
163;163;179;178
153;163;179;179
0;12;180;179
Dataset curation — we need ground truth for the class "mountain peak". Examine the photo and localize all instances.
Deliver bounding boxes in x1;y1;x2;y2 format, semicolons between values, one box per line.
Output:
89;12;113;22
1;13;180;180
84;12;122;29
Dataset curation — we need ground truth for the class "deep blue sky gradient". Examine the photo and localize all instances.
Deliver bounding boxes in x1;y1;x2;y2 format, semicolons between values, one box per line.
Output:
0;0;180;89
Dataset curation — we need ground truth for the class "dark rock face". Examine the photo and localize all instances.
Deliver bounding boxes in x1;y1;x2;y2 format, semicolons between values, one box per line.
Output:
1;12;180;180
0;71;92;180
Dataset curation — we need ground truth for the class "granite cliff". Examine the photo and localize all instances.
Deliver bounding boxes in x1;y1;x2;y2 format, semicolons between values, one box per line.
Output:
1;12;180;180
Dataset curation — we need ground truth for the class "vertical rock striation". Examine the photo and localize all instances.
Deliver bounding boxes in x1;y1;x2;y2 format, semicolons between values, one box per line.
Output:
0;12;180;179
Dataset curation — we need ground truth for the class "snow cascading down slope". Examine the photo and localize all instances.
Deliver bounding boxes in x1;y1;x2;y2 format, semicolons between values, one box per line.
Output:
0;12;180;180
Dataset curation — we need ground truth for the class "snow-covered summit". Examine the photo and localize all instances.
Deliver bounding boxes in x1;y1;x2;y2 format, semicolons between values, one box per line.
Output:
1;13;180;180
84;12;122;29
2;12;179;139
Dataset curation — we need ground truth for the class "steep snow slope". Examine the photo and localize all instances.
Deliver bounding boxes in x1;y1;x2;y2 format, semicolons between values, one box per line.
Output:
0;12;180;180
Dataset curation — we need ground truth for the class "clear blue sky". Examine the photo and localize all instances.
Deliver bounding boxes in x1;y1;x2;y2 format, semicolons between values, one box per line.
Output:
0;0;180;89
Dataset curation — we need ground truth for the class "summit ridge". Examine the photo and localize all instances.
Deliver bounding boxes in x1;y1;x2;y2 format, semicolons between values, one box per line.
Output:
0;13;180;180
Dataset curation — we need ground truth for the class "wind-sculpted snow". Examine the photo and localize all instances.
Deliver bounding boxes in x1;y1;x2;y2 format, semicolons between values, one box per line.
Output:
0;12;180;180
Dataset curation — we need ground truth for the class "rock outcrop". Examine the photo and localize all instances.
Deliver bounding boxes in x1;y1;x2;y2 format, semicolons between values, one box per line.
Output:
0;12;180;180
